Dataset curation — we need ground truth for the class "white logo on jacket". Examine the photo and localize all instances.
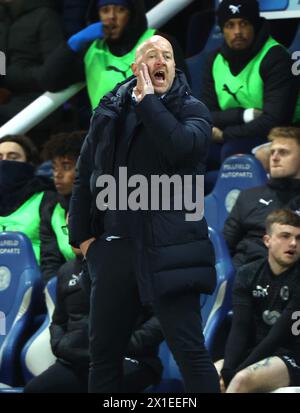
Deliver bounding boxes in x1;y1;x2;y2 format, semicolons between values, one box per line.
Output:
252;284;269;298
259;198;273;206
68;274;79;287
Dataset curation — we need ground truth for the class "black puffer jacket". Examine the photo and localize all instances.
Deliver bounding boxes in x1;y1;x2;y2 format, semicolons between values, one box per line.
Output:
69;70;216;303
201;19;299;141
223;178;300;268
0;0;64;93
50;257;163;377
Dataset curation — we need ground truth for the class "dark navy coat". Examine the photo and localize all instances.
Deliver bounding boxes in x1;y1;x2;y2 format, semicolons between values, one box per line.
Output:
69;71;216;303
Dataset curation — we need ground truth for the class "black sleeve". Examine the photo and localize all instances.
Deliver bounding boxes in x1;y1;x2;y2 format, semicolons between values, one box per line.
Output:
223;191;246;256
40;197;66;284
68;112;100;247
222;46;297;141
37;41;86;92
4;10;65;93
221;270;255;386
135;94;212;167
201;50;244;128
126;316;164;358
49;273;67;357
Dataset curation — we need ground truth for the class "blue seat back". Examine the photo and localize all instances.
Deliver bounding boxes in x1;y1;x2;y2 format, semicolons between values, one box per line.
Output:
21;277;57;383
186;50;210;100
289;22;300;53
0;232;42;385
204;154;268;231
186;21;223;98
201;227;235;351
259;0;288;11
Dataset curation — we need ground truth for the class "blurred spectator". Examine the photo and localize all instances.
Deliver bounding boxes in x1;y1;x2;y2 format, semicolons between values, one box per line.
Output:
24;247;163;393
216;209;300;393
201;0;300;171
0;0;64;125
0;135;55;262
41;0;188;110
224;127;300;269
40;131;86;283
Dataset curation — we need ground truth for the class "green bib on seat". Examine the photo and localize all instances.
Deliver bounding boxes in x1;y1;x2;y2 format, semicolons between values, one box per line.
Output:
213;37;280;111
51;203;76;262
0;192;44;263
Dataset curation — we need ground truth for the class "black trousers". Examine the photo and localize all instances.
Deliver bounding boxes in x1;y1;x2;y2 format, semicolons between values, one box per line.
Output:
87;238;220;393
23;358;156;393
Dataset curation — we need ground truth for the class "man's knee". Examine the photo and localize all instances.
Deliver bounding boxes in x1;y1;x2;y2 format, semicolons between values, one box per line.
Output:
228;369;254;392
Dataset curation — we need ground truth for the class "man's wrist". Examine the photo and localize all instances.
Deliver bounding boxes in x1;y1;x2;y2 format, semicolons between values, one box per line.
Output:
243;108;255;123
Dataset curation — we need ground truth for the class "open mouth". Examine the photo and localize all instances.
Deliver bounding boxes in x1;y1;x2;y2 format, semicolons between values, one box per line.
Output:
104;24;118;34
153;71;166;84
285;250;295;257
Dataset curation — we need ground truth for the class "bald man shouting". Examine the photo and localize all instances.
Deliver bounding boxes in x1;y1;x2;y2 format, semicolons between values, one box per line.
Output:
69;36;219;393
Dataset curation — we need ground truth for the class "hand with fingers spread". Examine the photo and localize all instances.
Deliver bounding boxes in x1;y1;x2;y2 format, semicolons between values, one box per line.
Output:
133;63;154;103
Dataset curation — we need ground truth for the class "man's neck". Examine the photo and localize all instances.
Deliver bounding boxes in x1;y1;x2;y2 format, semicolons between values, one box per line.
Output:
268;257;292;276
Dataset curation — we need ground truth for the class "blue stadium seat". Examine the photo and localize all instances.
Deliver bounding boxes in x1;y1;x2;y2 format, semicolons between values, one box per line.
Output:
204;154;268;231
289;21;300;53
0;232;43;386
21;277;57;383
259;0;288;11
201;227;235;351
186;50;210;100
186;20;223;98
186;1;223;99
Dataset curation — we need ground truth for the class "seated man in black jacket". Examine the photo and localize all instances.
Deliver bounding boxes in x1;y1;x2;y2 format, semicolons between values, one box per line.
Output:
24;243;163;393
216;208;300;393
224;126;300;269
201;0;300;171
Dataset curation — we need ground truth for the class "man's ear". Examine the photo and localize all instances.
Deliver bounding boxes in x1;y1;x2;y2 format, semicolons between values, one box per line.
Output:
131;63;138;77
263;234;270;249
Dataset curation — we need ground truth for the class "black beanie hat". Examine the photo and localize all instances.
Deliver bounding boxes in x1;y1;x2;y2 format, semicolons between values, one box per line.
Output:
217;0;260;29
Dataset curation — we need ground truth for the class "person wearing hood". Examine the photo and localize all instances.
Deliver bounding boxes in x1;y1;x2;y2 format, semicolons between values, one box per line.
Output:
0;0;64;125
41;0;188;110
0;135;55;263
40;131;85;283
201;0;300;171
223;127;300;269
